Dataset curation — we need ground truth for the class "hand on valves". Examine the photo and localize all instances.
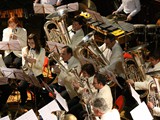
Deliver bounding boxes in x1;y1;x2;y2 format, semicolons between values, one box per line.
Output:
126;79;135;86
24;55;36;64
10;34;17;40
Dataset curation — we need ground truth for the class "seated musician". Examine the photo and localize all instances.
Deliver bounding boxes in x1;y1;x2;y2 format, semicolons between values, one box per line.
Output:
34;0;62;6
92;98;120;120
52;45;81;100
92;73;113;111
18;33;45;108
2;16;27;69
68;15;85;50
112;0;141;23
127;49;160;119
70;63;97;119
99;33;124;76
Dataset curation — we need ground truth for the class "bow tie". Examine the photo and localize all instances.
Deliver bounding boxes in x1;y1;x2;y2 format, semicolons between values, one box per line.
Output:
64;61;68;64
71;29;76;34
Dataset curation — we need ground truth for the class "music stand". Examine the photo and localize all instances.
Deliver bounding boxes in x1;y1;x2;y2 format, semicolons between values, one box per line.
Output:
33;3;56;14
0;40;21;51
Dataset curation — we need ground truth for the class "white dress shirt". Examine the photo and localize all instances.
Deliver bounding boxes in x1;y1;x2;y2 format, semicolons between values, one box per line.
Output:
94;85;113;110
41;0;61;5
68;25;84;50
58;56;81;99
22;47;45;77
2;27;27;57
99;109;120;120
116;0;141;17
99;41;124;75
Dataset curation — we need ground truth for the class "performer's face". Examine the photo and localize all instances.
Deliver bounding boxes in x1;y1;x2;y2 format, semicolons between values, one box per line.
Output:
28;39;35;49
93;78;100;89
104;38;114;49
72;21;82;31
9;22;17;29
60;48;71;62
149;57;160;66
81;71;90;78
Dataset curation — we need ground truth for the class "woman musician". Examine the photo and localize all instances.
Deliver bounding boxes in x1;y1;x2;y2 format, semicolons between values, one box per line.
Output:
18;33;45;108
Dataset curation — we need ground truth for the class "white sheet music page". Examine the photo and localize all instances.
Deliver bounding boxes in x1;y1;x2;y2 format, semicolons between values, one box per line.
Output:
0;116;10;120
47;41;65;53
33;3;44;14
0;67;15;79
54;89;69;112
38;100;60;120
56;5;67;11
43;4;55;14
130;102;153;120
68;2;79;12
15;109;38;120
129;84;141;104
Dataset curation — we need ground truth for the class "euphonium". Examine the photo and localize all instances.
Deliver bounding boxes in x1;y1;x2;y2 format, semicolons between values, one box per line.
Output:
147;78;160;108
44;8;71;44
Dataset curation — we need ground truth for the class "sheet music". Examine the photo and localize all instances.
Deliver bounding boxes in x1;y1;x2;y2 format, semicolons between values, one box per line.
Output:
56;5;67;11
15;109;38;120
86;9;97;21
93;11;104;23
33;3;44;14
0;116;10;120
67;2;79;12
130;102;153;120
47;41;65;53
0;67;16;79
0;40;21;51
54;89;69;112
38;100;60;120
129;84;141;104
43;4;56;14
0;77;8;85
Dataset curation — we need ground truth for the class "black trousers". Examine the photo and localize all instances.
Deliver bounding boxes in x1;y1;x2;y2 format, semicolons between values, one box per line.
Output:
0;84;13;110
3;52;22;69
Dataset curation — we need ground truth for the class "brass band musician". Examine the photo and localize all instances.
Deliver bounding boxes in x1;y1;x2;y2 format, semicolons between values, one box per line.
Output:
92;97;120;120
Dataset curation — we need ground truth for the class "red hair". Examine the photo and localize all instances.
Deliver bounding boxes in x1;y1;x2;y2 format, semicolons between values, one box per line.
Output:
8;16;22;27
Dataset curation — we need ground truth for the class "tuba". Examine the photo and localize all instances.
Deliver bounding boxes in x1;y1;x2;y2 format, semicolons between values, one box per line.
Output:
44;8;71;44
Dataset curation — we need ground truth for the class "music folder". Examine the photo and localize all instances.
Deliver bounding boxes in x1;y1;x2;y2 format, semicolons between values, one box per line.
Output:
33;3;56;14
0;40;21;51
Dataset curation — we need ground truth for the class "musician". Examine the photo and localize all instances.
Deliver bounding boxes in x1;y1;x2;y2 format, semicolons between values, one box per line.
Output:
18;33;45;107
70;63;97;119
112;0;141;23
34;0;62;6
92;73;113;111
52;45;81;100
99;33;124;76
2;16;27;69
68;15;85;50
92;98;120;120
127;49;160;119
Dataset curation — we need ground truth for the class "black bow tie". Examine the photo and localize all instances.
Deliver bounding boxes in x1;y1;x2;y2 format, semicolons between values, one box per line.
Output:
64;61;68;64
71;29;76;34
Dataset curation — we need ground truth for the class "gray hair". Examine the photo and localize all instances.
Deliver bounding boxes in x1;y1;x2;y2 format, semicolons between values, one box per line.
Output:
93;98;109;113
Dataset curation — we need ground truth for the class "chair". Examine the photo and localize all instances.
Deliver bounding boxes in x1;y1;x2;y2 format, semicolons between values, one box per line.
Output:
114;95;125;112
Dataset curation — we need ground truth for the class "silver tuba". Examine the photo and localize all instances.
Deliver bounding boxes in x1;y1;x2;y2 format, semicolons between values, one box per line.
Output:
44;8;71;44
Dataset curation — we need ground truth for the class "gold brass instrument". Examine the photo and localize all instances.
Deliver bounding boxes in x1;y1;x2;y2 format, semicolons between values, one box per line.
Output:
124;44;148;98
75;31;110;69
147;78;160;109
44;8;71;44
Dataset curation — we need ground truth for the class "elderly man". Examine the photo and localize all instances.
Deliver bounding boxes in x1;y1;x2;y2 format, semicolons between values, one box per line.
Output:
92;98;120;120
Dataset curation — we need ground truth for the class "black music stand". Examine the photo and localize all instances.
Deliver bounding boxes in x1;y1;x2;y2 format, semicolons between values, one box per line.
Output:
0;40;21;51
0;67;41;118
